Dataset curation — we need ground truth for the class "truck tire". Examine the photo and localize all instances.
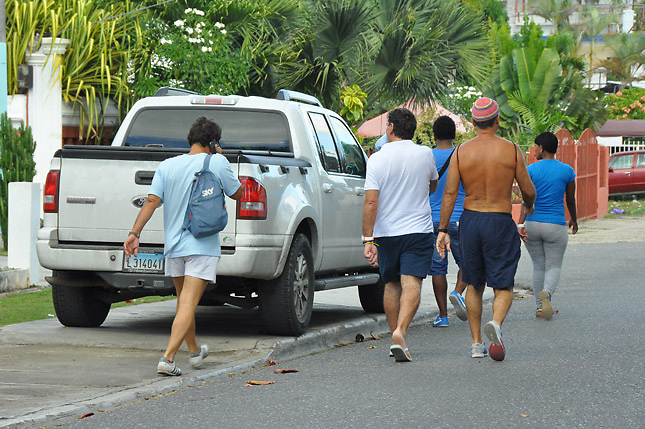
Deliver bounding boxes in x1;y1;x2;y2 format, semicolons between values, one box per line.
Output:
358;277;386;313
52;285;111;327
259;233;314;336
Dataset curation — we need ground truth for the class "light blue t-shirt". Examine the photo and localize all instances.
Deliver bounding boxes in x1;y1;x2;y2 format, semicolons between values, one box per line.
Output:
430;148;465;223
526;159;576;226
149;153;241;257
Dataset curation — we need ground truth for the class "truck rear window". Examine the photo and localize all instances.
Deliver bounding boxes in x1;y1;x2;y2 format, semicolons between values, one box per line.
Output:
124;108;291;152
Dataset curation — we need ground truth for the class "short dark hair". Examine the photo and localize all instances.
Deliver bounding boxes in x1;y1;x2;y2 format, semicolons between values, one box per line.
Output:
387;107;417;140
433;116;456;140
187;117;222;147
473;116;497;129
535;131;558;154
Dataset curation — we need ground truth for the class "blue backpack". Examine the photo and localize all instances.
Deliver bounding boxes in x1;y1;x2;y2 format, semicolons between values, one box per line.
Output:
182;154;228;238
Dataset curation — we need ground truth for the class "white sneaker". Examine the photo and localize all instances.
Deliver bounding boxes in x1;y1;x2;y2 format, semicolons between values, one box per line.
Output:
471;343;488;358
157;357;181;376
189;344;209;368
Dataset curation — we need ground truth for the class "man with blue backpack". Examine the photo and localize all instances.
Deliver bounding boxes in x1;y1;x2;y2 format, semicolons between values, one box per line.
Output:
428;116;468;328
124;117;242;376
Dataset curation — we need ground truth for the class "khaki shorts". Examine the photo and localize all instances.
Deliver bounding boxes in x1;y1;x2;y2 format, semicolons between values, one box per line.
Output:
165;255;220;282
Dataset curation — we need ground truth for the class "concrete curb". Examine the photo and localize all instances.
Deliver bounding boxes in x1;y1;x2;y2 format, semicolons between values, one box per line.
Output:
0;269;29;294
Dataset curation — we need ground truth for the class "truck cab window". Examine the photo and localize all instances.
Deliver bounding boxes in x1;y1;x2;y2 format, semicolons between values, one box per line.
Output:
329;117;366;178
308;113;341;173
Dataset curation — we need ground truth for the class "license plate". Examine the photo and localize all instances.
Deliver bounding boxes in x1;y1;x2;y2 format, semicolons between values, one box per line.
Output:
123;253;164;274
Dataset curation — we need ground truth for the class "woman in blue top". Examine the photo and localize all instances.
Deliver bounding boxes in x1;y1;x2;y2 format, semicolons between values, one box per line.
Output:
517;132;578;320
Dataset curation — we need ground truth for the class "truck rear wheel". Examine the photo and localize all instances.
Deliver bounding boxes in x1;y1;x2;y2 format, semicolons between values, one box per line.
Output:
358;277;386;313
52;285;111;327
259;233;314;336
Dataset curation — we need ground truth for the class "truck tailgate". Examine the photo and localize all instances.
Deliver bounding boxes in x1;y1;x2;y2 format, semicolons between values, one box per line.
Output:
57;149;237;246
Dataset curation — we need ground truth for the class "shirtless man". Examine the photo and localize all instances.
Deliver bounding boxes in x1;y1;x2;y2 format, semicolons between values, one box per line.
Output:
436;98;536;361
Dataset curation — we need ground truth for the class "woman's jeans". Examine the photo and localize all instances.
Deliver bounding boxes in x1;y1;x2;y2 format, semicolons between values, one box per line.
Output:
524;222;569;309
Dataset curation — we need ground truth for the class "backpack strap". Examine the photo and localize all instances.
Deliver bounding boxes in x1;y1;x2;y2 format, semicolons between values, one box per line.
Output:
437;149;455;180
200;154;212;174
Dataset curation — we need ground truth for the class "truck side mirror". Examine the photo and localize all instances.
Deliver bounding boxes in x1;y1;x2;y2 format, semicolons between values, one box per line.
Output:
608;167;614;173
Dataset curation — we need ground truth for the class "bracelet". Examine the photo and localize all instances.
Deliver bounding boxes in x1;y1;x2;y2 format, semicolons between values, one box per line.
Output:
363;241;378;247
361;235;374;242
516;223;525;228
128;231;140;238
437;228;448;233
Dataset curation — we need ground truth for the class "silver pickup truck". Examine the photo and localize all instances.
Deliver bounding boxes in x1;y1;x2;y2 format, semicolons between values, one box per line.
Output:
36;89;384;335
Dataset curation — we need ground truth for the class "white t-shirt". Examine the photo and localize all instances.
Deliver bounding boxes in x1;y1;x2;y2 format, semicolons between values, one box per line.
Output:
364;140;438;237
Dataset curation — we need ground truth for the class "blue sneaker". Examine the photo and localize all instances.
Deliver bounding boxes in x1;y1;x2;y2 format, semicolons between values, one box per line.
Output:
432;315;449;327
449;291;467;321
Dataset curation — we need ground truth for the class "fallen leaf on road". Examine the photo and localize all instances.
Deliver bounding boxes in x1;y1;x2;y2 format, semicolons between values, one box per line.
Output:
79;413;94;419
368;346;377;349
228;373;236;377
521;414;529;417
370;331;381;340
274;368;298;374
246;380;276;386
355;333;364;342
267;360;277;366
337;342;349;347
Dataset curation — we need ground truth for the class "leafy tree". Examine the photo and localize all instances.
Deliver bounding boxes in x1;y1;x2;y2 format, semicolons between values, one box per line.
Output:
132;8;250;97
0;113;36;251
6;0;142;141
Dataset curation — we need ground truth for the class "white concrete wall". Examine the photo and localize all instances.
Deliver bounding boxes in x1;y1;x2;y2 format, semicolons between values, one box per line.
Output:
8;182;41;284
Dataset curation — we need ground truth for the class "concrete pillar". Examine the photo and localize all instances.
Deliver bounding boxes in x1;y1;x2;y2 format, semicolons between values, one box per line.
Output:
25;37;69;185
623;9;635;33
8;182;41;284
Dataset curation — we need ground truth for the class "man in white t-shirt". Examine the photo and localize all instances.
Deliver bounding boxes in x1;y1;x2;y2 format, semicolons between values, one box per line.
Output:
362;107;438;362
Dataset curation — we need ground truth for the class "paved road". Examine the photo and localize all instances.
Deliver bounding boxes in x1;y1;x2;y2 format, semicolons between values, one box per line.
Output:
49;241;644;429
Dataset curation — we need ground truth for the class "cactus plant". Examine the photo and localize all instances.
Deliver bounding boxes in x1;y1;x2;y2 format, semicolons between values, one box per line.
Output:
0;113;37;250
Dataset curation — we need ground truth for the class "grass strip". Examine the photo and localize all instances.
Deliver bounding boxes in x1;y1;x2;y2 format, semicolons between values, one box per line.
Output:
0;289;174;327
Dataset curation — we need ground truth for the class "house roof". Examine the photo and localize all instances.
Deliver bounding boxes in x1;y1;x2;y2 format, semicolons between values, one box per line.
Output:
356;101;468;138
596;119;645;137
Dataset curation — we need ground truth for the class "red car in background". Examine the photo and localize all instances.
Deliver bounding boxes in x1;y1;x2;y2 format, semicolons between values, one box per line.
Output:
608;150;645;196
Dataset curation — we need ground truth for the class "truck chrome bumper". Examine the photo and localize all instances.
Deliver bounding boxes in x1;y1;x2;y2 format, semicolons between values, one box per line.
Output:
37;232;289;280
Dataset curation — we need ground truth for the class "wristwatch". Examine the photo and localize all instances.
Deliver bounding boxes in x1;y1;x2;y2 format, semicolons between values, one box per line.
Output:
437;228;448;233
128;231;140;238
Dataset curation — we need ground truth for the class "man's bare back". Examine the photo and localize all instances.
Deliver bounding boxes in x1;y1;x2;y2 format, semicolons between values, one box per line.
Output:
457;133;531;213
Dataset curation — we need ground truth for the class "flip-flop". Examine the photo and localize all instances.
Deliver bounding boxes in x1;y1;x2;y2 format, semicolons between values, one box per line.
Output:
390;344;412;362
539;291;554;320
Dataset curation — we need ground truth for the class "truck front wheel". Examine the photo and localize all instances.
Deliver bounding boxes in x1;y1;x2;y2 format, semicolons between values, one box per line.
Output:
52;285;111;327
259;233;314;336
358;277;386;313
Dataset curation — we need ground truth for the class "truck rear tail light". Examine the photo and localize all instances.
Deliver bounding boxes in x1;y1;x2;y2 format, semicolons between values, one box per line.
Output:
43;170;60;213
237;176;267;220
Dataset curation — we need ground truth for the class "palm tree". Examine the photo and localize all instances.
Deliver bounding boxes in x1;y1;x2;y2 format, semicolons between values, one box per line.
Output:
598;32;645;88
276;0;489;113
526;0;577;32
579;6;617;86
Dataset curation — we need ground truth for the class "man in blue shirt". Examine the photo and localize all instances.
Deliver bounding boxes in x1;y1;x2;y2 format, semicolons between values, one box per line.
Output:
124;117;243;376
428;116;468;327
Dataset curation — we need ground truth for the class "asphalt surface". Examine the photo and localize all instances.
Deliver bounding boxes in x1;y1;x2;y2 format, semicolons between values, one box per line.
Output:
1;215;643;428
52;241;645;429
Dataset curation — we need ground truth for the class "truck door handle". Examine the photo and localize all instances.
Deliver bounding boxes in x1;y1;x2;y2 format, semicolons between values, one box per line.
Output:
625;171;631;175
322;183;334;193
135;171;155;185
355;187;365;196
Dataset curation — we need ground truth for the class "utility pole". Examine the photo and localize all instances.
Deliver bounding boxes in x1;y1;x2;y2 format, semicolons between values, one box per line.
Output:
0;0;7;117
